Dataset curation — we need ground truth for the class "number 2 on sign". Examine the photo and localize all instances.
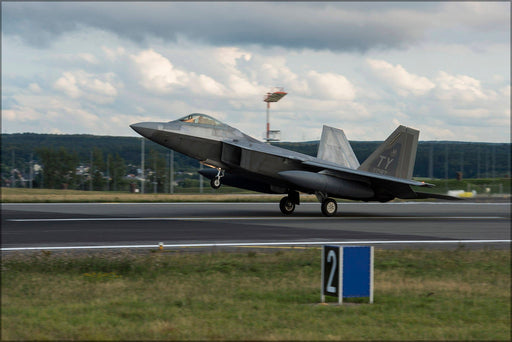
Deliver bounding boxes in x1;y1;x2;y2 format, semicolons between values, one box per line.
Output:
327;250;337;293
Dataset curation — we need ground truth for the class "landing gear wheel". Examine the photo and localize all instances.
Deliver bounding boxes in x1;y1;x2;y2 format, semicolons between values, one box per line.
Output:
279;196;296;215
210;177;221;189
210;168;224;190
321;198;337;217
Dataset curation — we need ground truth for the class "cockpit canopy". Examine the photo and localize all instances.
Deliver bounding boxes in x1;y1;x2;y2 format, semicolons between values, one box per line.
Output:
178;113;224;127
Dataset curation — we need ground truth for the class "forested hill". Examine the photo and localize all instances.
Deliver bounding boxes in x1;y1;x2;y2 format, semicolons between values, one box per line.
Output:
1;133;510;179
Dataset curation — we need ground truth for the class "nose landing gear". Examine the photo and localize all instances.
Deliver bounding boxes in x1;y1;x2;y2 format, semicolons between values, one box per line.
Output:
210;169;224;189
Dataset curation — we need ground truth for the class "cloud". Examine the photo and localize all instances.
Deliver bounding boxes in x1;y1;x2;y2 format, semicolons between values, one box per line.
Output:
2;107;43;122
415;125;457;141
2;94;100;130
253;56;308;96
366;59;436;96
1;3;509;143
427;72;510;133
4;2;507;52
226;74;262;98
28;83;42;93
440;2;510;31
53;70;119;103
54;72;82;98
2;91;118;134
130;47;273;99
195;75;225;97
434;71;491;102
306;71;356;101
61;106;101;128
77;53;98;64
131;49;231;97
501;85;511;99
214;47;252;70
102;46;126;61
131;49;189;93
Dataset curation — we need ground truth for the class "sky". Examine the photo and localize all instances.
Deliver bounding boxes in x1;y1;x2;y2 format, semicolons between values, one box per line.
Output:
2;2;510;142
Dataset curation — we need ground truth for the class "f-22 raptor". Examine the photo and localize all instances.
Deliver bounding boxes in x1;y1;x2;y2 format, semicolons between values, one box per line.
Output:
131;113;455;216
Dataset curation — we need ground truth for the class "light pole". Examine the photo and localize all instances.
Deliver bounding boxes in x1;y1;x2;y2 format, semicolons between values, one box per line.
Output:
263;87;287;143
168;151;175;194
141;138;145;194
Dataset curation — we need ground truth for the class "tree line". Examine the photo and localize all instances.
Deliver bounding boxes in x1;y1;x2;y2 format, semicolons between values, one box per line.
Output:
2;145;179;191
32;147;128;191
1;133;511;191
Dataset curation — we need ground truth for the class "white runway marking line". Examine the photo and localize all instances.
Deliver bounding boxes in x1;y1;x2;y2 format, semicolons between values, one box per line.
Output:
2;239;511;251
2;202;509;206
8;216;508;222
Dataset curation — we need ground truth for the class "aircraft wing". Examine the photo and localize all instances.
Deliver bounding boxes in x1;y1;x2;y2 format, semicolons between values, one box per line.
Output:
222;139;310;162
221;136;456;201
222;139;432;187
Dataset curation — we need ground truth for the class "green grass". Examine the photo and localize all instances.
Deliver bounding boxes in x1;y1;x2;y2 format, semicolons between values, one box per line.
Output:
2;178;510;203
1;248;510;340
1;187;319;203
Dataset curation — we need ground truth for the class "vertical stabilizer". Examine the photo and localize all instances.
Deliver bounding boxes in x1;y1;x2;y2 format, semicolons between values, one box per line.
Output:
358;125;419;179
317;125;360;169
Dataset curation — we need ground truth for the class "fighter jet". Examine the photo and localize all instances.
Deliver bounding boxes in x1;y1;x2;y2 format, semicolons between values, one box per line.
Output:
131;113;455;216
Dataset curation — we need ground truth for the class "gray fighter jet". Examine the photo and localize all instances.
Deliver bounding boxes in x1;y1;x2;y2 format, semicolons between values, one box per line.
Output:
131;113;454;216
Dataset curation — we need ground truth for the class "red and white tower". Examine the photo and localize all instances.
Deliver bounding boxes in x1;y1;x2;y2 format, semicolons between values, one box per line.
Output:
263;87;287;143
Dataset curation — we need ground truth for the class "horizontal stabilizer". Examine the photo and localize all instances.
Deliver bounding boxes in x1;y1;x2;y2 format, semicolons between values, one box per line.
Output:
317;125;360;169
414;192;464;200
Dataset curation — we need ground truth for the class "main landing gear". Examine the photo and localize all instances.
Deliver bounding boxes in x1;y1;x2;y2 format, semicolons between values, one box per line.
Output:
210;169;224;189
279;191;338;216
317;192;338;217
279;197;295;215
279;191;300;215
320;198;337;217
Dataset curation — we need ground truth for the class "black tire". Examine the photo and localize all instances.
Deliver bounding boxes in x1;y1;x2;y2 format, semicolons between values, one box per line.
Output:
210;178;221;189
321;198;337;217
279;196;295;215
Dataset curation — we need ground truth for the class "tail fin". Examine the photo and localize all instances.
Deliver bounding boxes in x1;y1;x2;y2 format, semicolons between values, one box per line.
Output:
317;125;360;169
358;125;419;179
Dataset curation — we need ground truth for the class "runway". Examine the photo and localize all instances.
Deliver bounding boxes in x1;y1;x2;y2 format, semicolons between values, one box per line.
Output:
2;202;510;250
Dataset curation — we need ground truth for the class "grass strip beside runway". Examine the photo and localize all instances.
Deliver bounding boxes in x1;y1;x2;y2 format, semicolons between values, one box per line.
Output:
0;187;318;203
2;180;510;203
1;248;510;340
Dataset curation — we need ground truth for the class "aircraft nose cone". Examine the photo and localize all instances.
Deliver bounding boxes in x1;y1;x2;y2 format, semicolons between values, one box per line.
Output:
130;122;161;138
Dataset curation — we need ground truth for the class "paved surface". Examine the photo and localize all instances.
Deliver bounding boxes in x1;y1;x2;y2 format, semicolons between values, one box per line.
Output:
2;202;510;250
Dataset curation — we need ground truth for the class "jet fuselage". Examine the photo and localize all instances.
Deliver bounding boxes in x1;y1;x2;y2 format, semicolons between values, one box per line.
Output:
131;113;442;216
131;114;337;196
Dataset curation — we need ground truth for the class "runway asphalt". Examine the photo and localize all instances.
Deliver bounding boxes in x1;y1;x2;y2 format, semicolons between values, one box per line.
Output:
2;202;510;250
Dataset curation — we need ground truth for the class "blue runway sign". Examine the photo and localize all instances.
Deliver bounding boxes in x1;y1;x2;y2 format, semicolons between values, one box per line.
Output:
322;245;374;304
342;246;372;299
